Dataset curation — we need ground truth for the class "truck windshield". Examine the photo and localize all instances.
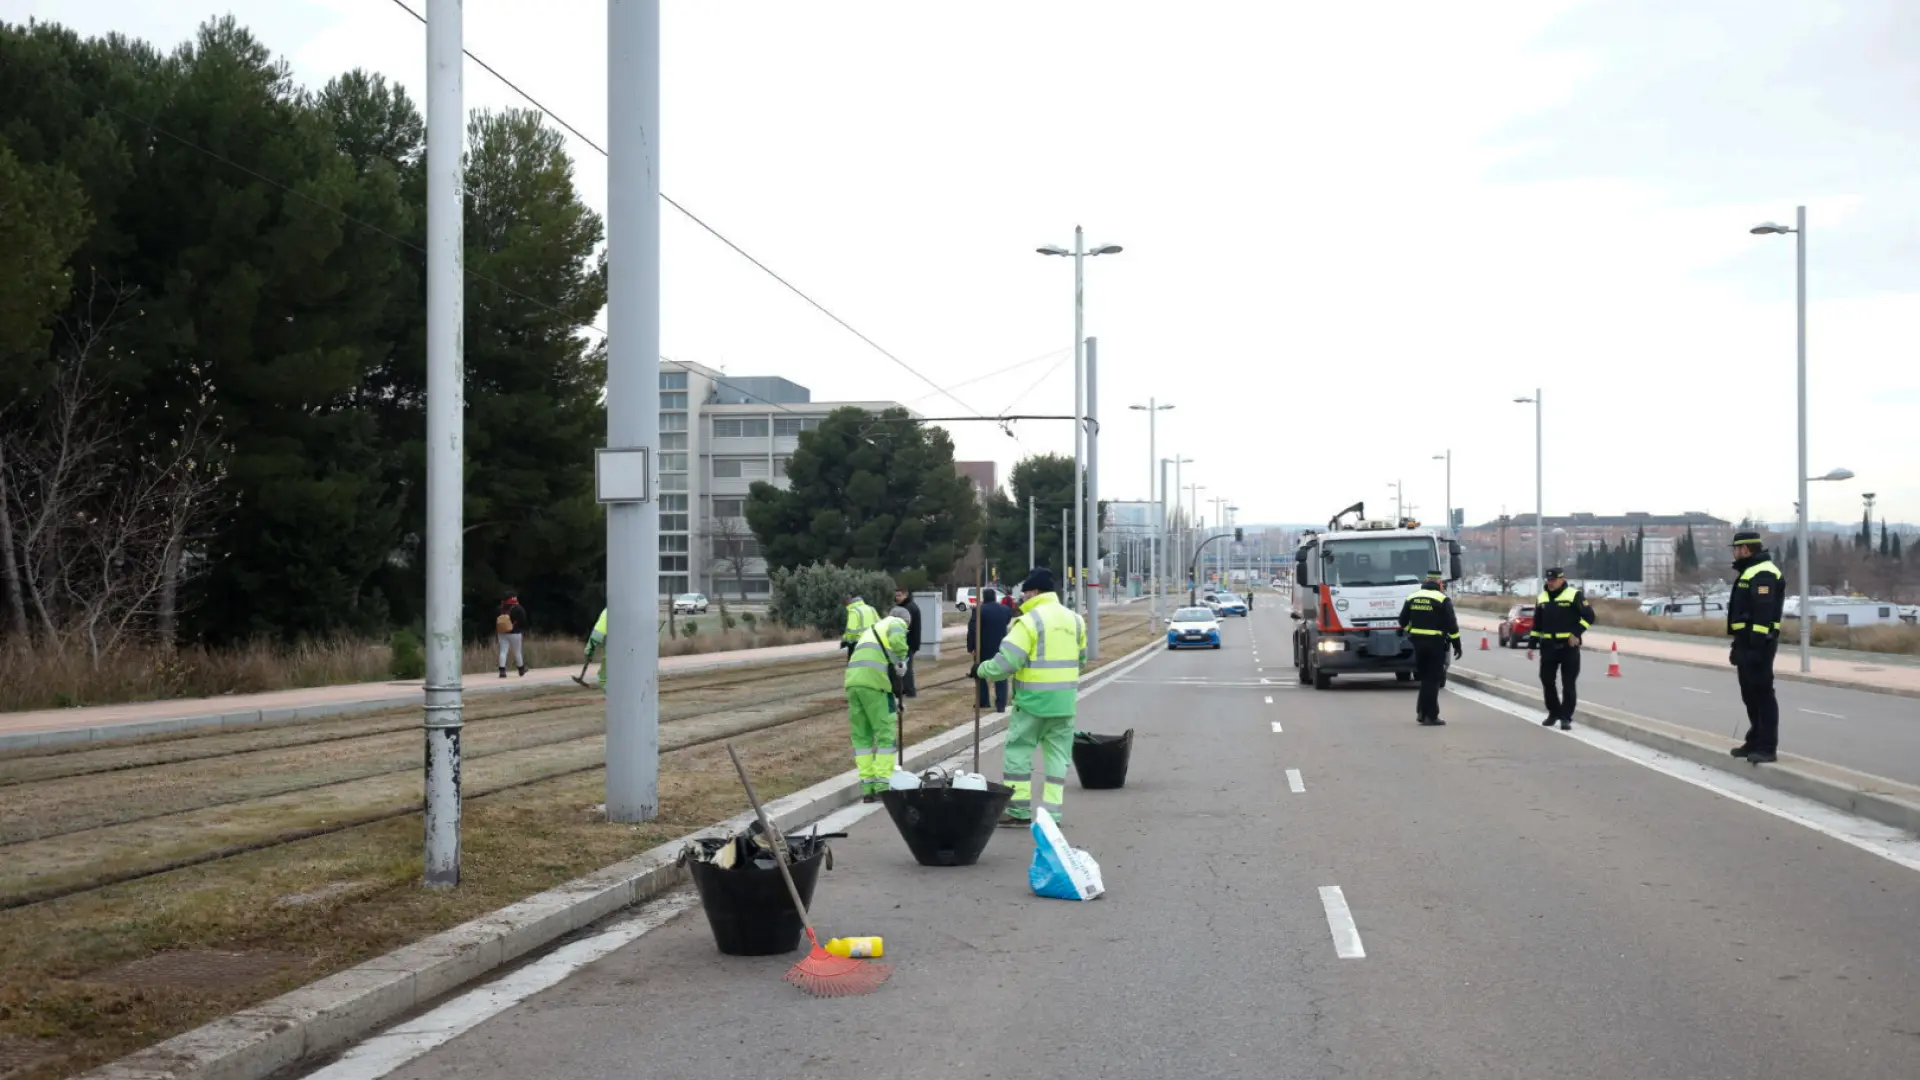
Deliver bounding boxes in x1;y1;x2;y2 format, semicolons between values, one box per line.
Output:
1322;538;1437;587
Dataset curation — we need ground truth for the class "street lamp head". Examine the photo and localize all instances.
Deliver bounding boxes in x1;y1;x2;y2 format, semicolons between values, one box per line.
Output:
1036;245;1070;256
1090;244;1124;256
1513;396;1535;404
1815;467;1855;481
1750;222;1792;236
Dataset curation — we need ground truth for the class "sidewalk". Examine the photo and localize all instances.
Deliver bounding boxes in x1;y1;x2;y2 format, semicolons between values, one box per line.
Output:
0;626;970;750
1455;610;1920;698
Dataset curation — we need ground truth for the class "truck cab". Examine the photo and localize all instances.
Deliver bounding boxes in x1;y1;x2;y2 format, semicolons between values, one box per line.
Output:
1290;503;1462;690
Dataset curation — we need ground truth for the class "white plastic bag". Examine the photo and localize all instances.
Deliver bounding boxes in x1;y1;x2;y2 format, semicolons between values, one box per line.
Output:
1028;807;1105;901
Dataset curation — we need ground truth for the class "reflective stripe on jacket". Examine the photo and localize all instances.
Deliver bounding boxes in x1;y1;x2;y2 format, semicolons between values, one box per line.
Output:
1397;589;1460;640
1530;586;1594;642
844;616;909;693
975;592;1085;718
1728;557;1784;641
843;600;880;645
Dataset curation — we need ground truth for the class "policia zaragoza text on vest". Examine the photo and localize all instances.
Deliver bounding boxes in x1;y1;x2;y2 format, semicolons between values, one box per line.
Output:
1725;530;1785;765
1530;568;1597;730
1397;572;1462;726
972;568;1086;827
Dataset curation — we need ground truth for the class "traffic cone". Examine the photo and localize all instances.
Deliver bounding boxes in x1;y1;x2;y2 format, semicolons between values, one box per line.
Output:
1606;642;1622;678
1479;635;1490;651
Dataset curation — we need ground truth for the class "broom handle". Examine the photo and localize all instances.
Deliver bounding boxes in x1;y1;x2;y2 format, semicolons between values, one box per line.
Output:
725;743;819;942
972;566;984;773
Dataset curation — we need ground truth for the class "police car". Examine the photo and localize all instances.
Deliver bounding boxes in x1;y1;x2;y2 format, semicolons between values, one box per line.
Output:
1167;606;1223;649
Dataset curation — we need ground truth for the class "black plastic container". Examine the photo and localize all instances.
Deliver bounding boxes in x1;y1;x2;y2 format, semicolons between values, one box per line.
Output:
1072;729;1135;789
683;835;829;956
880;782;1014;867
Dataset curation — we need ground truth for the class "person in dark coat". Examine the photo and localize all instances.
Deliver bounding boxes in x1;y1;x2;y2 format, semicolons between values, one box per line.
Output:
891;587;923;697
967;587;1014;712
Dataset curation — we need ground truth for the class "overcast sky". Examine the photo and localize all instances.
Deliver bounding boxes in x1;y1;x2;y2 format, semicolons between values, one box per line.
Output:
11;0;1916;528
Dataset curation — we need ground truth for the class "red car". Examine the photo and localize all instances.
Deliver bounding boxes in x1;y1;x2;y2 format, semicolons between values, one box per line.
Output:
1497;603;1535;648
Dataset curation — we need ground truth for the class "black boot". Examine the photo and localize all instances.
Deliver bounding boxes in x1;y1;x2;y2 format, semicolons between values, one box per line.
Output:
1730;745;1753;759
1558;719;1572;731
1747;749;1778;764
518;665;527;677
498;666;507;679
1541;715;1558;727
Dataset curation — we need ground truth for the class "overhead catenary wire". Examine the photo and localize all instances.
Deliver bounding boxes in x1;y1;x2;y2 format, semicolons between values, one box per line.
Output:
382;0;989;419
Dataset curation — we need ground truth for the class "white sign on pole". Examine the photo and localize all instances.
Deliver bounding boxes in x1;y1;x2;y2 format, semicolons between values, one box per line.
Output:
595;447;652;503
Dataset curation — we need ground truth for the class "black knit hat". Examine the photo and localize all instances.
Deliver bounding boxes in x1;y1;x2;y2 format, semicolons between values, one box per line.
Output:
1021;567;1056;594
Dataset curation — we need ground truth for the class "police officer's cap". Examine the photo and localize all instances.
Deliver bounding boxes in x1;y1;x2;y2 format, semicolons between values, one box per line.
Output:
1730;529;1764;547
1545;566;1566;579
1423;571;1444;584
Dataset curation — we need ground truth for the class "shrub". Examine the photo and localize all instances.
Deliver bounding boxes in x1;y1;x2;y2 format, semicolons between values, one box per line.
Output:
768;564;896;637
389;629;426;680
681;620;699;638
740;612;757;629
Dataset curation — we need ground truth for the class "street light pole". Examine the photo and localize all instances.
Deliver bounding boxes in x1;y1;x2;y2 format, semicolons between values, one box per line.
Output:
1038;230;1122;623
1514;390;1544;589
1433;450;1452;537
1085;337;1101;660
1131;399;1174;621
1751;207;1813;672
1028;494;1035;572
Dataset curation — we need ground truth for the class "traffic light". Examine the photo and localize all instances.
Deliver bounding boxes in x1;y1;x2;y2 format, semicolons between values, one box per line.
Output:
1234;527;1243;542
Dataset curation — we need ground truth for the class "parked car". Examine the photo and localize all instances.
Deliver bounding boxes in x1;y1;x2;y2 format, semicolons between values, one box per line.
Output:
1497;603;1534;648
673;593;709;615
1167;606;1222;650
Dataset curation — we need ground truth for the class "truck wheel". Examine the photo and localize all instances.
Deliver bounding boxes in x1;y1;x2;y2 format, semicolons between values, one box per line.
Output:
1396;671;1413;683
1312;661;1332;690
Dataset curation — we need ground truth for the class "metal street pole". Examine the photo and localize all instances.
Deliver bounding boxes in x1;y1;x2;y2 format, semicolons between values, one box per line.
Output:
1434;451;1452;537
1027;494;1035;571
1534;389;1544;588
1062;507;1071;598
1794;205;1811;672
1072;226;1086;621
1132;399;1172;621
422;0;465;888
605;0;661;822
1086;337;1101;659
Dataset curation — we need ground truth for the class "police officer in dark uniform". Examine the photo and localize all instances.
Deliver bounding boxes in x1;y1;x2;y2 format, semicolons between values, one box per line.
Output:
1726;530;1785;764
1397;571;1462;726
1530;567;1597;730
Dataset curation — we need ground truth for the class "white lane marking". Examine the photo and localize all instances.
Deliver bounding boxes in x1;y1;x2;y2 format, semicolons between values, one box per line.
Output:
1450;686;1920;875
1260;678;1271;685
1681;686;1712;695
1271;720;1284;733
311;724;1019;1080
1318;886;1366;958
1265;695;1274;704
1286;768;1305;793
1800;708;1845;719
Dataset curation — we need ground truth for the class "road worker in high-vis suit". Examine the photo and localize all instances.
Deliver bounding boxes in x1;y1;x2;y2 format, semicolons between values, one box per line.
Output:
842;592;880;654
974;567;1086;827
844;608;910;802
584;607;609;688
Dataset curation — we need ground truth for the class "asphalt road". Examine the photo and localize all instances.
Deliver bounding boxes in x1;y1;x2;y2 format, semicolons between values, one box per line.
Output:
1454;634;1920;786
338;605;1920;1080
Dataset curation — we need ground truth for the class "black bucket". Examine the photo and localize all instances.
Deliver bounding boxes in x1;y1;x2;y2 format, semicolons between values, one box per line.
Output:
683;835;830;956
1073;729;1135;790
880;783;1015;867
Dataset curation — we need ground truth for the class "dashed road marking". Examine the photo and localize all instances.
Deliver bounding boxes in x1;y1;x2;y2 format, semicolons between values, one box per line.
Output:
1800;708;1845;719
1682;686;1712;695
1319;886;1366;958
1265;695;1273;704
1286;768;1305;793
1271;720;1284;733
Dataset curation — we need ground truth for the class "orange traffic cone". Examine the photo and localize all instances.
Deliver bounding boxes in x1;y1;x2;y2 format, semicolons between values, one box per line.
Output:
1480;635;1490;651
1606;642;1622;678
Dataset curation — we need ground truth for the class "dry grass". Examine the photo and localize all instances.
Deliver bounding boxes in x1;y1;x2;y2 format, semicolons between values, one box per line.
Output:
0;623;835;715
1455;594;1920;656
0;616;1152;1080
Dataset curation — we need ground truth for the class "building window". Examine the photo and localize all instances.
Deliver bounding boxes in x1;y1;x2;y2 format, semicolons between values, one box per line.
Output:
713;418;771;439
660;513;688;531
660;473;687;491
774;417;822;437
713;536;761;558
773;456;790;478
659;432;687;451
659;371;688;390
712;497;746;518
660;555;688;572
660;412;687;432
712;458;743;478
660;392;688;410
659;494;688;512
659;453;687;471
660;574;688;593
661;534;689;552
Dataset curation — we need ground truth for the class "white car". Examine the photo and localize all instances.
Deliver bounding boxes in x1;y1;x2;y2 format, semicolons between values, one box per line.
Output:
1166;606;1222;650
672;592;709;615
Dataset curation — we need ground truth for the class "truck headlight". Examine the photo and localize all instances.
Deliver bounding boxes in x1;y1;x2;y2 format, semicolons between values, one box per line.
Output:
1317;640;1344;653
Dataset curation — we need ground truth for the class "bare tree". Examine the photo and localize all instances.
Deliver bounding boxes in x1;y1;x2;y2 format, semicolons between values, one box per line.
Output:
706;512;756;603
0;277;228;661
1672;562;1727;618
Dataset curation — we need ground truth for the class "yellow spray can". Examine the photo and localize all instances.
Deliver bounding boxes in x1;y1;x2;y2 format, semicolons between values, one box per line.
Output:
824;936;883;958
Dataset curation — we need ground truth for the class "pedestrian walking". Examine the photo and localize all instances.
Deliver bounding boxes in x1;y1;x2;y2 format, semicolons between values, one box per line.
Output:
584;607;609;689
844;607;910;802
842;592;879;655
1530;567;1596;730
891;586;923;698
967;587;1013;712
1726;530;1785;764
974;568;1086;827
495;594;528;678
1397;571;1462;725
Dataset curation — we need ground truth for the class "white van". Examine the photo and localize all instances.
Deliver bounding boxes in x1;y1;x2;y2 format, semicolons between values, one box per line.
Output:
1638;596;1728;620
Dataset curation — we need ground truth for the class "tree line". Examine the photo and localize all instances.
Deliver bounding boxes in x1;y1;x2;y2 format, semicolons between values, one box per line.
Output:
0;17;610;655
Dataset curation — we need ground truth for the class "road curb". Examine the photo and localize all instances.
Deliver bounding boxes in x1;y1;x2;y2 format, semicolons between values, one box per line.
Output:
1448;666;1920;837
76;632;1163;1080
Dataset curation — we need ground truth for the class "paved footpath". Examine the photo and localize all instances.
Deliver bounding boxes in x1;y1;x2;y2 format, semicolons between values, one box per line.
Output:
295;605;1920;1080
0;627;970;746
1456;609;1920;695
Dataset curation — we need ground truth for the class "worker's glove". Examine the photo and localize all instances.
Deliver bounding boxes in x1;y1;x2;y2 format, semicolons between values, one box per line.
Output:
1451;641;1463;660
966;662;979;679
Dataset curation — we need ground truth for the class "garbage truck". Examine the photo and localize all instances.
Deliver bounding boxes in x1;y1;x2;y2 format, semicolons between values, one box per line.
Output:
1290;502;1463;690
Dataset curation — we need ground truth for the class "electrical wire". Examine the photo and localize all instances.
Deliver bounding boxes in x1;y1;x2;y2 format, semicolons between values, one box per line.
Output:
382;0;988;418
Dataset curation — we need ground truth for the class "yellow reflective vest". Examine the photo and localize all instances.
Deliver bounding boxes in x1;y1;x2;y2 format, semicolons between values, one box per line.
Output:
976;592;1086;718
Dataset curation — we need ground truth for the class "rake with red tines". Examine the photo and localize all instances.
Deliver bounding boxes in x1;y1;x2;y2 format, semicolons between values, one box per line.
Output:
725;743;893;997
